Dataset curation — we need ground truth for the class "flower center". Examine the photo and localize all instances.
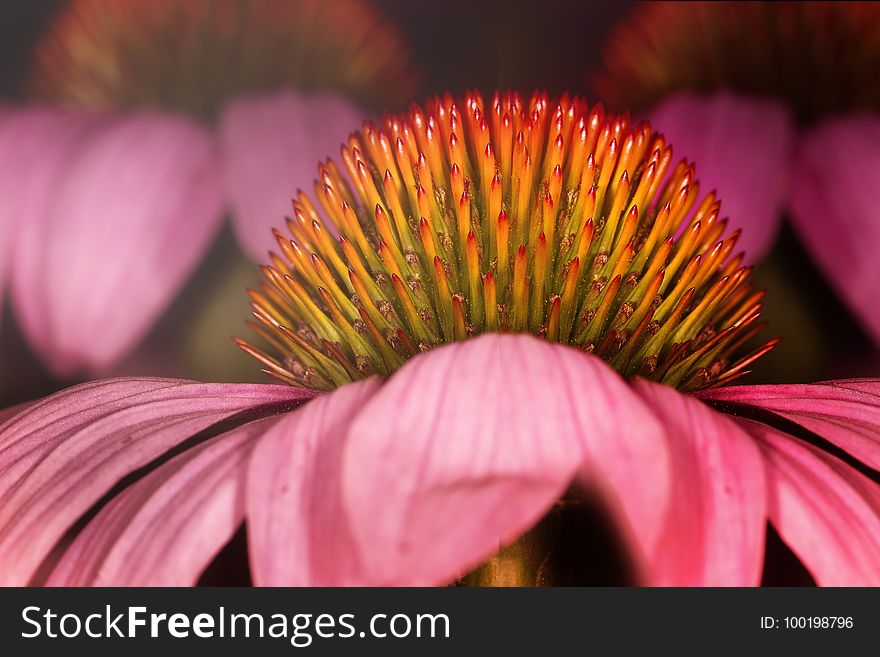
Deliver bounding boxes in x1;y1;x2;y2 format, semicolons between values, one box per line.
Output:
28;0;417;117
237;91;776;392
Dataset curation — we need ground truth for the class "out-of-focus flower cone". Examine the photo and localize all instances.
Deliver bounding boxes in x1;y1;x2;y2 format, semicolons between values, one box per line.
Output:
593;1;880;122
30;0;419;116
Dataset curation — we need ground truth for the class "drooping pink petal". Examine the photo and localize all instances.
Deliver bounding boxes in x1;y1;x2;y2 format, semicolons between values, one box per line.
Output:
341;334;670;585
0;377;313;585
789;115;880;347
737;418;880;586
633;380;766;585
47;416;278;586
11;111;224;377
220;90;365;260
566;361;670;579
247;378;381;586
698;379;880;472
648;91;794;260
0;108;98;338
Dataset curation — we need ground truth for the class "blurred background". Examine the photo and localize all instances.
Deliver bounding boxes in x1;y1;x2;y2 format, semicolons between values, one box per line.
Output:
1;0;876;409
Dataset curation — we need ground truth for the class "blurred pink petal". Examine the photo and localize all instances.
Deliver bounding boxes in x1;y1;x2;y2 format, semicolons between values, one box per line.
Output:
0;377;312;585
341;335;670;585
47;417;276;586
247;378;382;586
649;92;794;259
220;90;364;260
789;115;880;347
0;106;11;304
633;380;766;585
0;108;97;337
738;419;880;585
10;111;224;376
699;380;880;471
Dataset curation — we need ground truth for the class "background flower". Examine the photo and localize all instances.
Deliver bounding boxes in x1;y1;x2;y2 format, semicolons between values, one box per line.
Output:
0;0;419;378
592;1;880;352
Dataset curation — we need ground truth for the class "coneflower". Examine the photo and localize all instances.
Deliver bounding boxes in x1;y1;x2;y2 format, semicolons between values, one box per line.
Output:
0;93;878;587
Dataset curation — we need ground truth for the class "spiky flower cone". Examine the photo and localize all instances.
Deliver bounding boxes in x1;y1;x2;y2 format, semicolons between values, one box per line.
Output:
593;2;880;121
29;0;419;116
238;91;776;392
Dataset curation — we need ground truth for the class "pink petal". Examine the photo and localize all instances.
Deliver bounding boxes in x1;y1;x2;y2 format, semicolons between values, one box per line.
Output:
10;111;224;376
737;418;880;586
47;416;277;586
0;377;313;585
648;91;794;260
633;380;766;585
341;334;670;585
0;106;13;304
789;115;880;347
698;380;880;472
0;400;33;425
0;108;98;341
247;378;382;586
568;365;671;578
220;90;365;260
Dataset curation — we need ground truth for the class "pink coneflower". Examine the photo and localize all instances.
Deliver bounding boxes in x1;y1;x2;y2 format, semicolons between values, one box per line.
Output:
1;92;878;587
593;1;880;348
0;0;418;376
